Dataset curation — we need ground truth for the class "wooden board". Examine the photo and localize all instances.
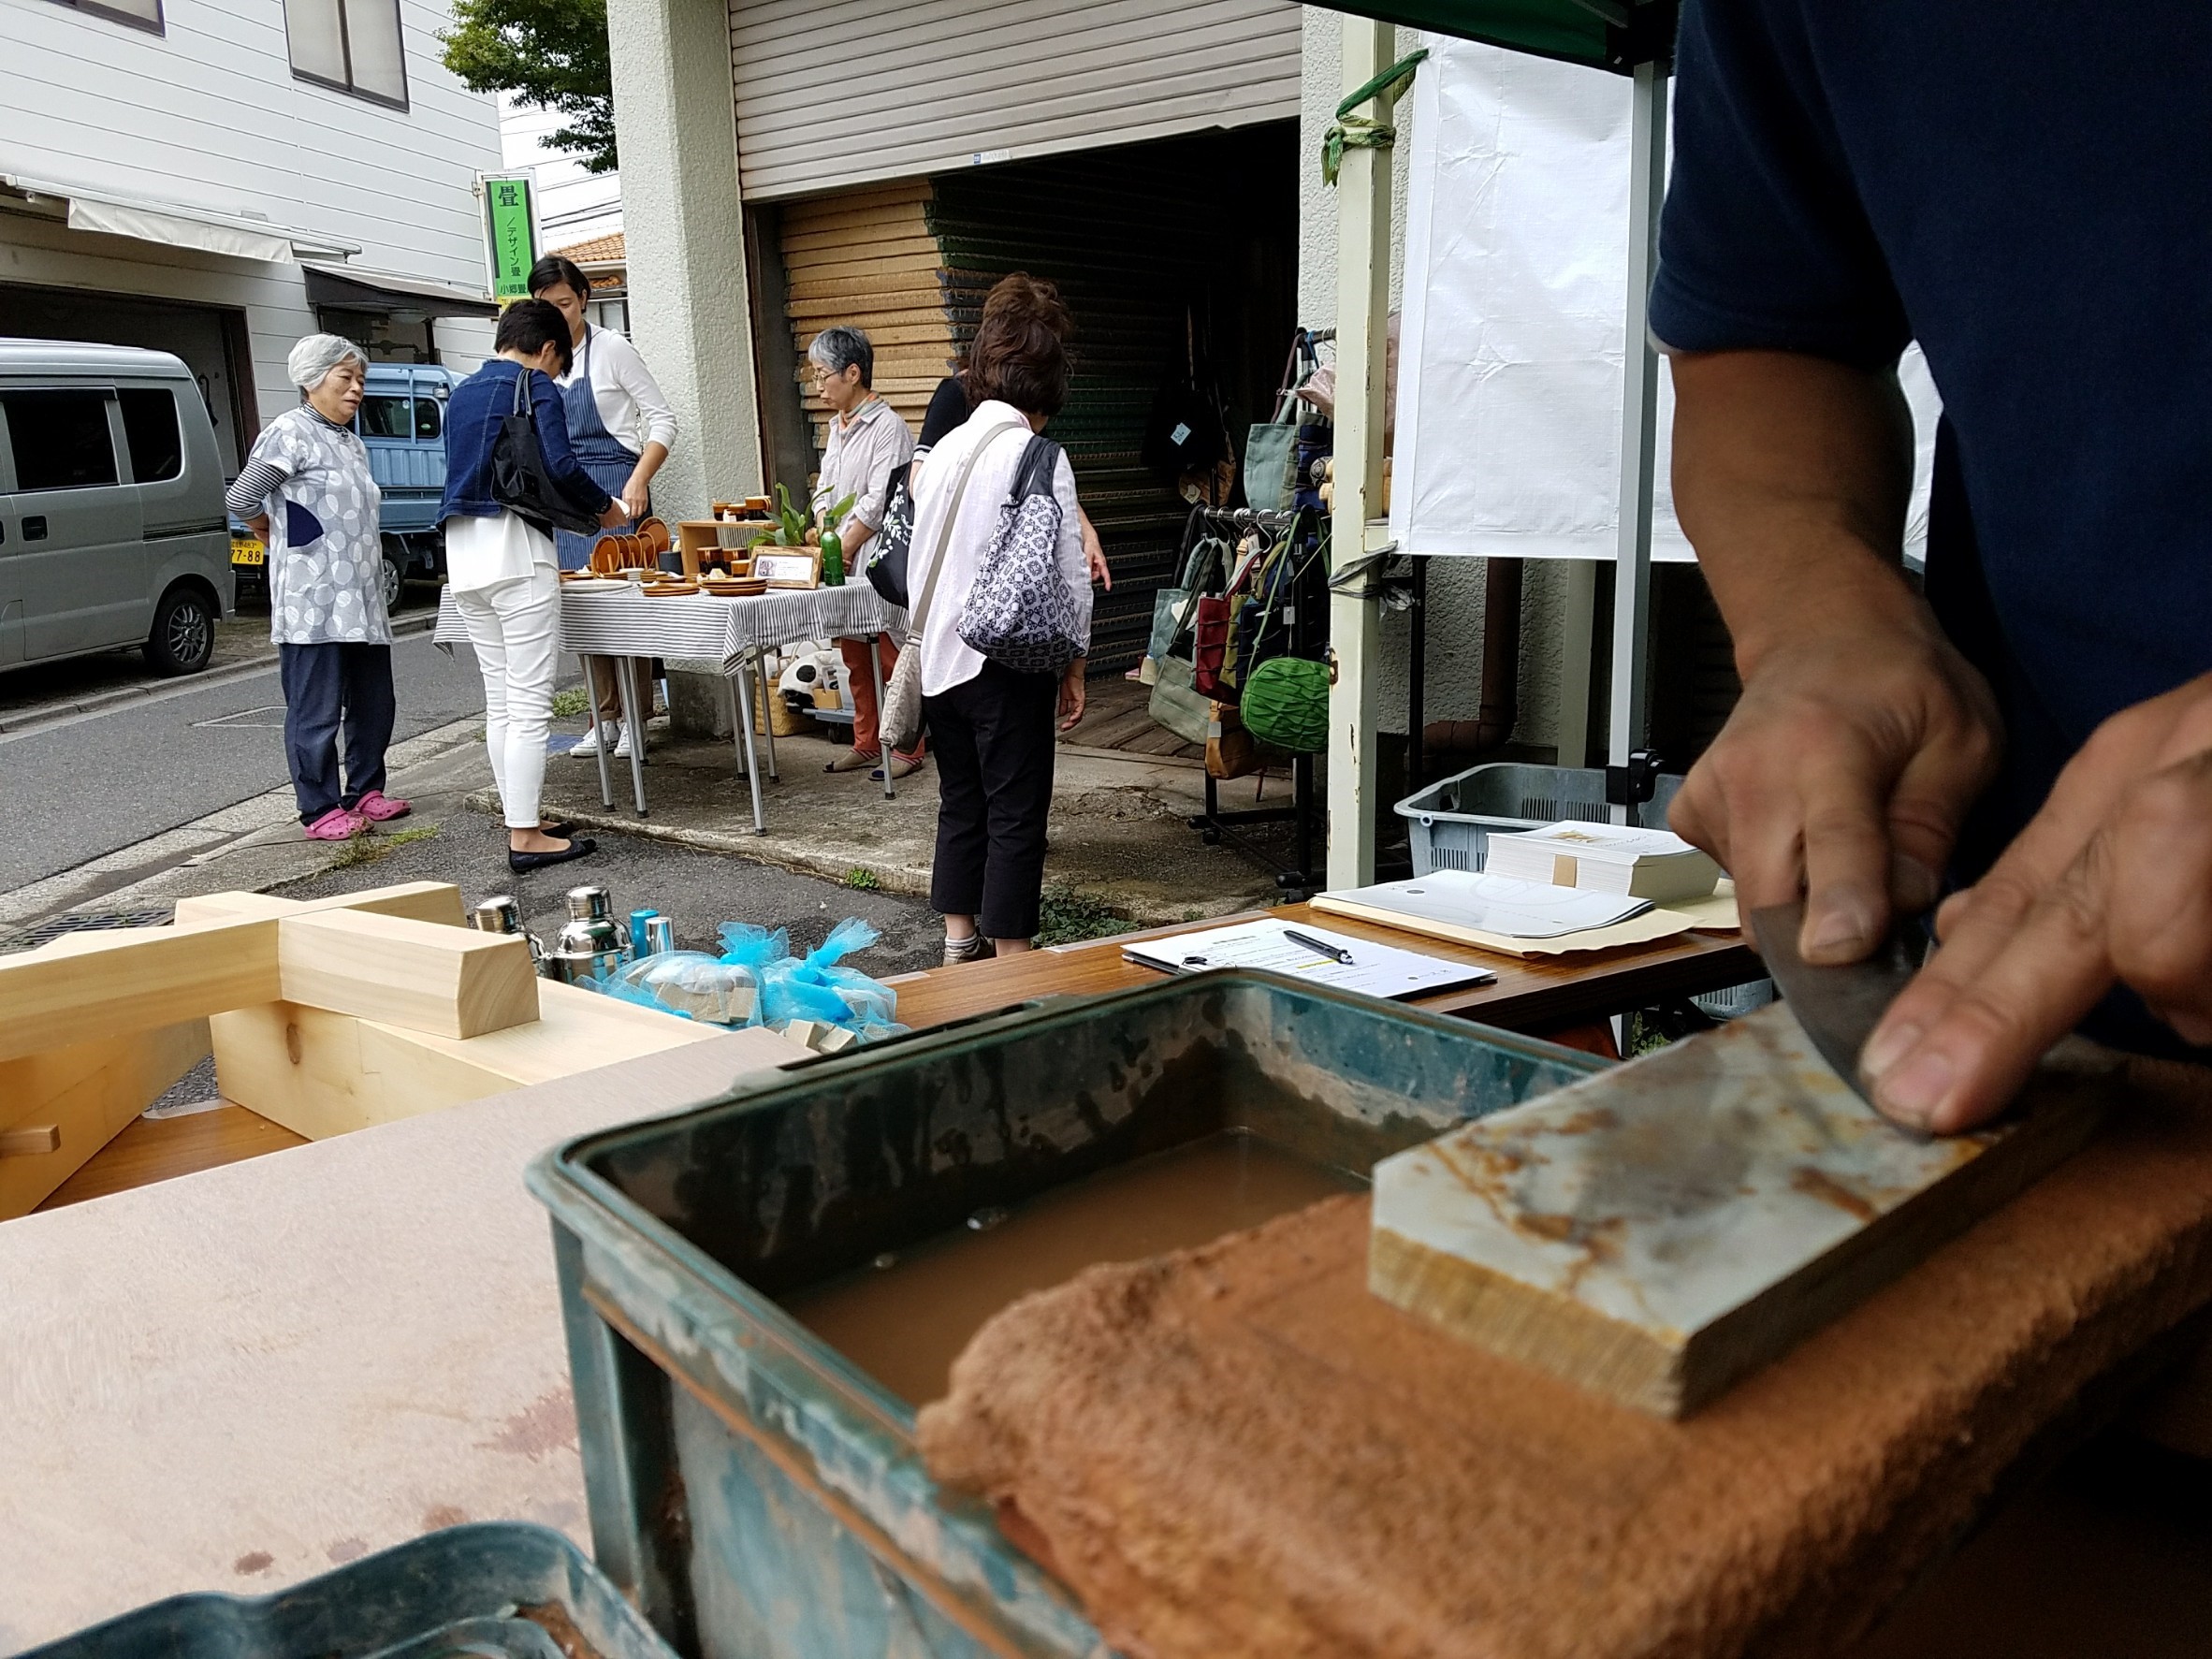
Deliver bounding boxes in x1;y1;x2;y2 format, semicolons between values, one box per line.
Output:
276;909;539;1040
35;1106;308;1212
0;1021;212;1219
211;980;727;1142
1368;1001;2122;1417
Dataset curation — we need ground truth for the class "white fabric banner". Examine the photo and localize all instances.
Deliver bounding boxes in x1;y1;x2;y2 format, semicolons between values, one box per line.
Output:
1389;37;1941;563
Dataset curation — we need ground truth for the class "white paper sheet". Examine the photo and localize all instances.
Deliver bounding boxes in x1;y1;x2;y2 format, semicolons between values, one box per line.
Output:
1123;920;1495;1001
1318;869;1652;939
1389;36;1944;565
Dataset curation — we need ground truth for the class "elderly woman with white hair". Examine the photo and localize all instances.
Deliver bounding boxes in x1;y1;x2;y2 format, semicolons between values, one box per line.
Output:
226;333;405;841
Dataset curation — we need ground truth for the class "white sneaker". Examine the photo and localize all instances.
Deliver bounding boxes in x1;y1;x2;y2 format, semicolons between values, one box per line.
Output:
569;721;616;758
611;720;633;760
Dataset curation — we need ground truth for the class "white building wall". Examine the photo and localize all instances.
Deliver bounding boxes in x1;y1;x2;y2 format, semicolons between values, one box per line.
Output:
0;0;499;429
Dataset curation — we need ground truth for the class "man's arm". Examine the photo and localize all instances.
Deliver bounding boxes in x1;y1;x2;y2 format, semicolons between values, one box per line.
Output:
1667;348;2002;963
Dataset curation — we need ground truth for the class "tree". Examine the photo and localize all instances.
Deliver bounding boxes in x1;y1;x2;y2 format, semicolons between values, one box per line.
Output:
443;0;618;174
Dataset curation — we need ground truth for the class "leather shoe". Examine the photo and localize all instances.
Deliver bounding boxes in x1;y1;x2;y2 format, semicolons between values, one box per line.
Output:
508;837;597;874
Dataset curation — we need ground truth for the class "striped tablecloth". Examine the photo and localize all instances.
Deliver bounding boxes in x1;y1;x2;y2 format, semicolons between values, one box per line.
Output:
433;581;905;677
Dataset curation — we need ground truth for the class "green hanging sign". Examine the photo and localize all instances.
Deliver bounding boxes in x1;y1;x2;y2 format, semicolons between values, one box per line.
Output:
480;175;540;303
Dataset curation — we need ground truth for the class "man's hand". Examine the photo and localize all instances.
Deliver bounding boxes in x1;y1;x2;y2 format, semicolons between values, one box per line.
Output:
1857;675;2212;1131
1058;658;1088;731
598;501;629;530
1671;605;2001;960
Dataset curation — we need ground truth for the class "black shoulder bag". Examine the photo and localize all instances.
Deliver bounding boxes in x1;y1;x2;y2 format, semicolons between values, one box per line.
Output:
491;368;603;536
866;458;918;607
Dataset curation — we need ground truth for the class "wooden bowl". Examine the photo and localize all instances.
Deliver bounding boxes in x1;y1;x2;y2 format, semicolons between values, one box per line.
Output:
648;582;701;597
637;517;671;555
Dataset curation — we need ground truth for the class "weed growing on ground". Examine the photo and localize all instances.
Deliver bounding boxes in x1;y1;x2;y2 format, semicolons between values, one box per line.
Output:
844;866;882;891
550;685;591;720
327;823;439;871
1036;884;1135;946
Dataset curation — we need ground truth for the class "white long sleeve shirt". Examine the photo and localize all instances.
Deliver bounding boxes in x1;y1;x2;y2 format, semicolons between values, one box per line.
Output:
556;324;677;456
906;400;1090;696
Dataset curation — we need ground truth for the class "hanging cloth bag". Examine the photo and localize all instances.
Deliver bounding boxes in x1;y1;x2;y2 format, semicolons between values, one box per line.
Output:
1243;331;1317;513
957;433;1085;676
879;417;1027;755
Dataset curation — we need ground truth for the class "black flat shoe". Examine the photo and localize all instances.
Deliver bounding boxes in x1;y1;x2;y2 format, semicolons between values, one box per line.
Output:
539;820;578;838
509;837;597;874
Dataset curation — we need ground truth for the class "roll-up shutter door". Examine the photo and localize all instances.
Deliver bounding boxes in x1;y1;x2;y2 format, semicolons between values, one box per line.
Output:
729;0;1301;202
779;126;1296;674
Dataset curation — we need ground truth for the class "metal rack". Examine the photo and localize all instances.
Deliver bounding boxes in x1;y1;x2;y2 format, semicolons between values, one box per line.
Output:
1183;504;1329;899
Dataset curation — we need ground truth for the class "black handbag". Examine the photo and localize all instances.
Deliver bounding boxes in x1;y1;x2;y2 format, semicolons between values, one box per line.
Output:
866;459;916;607
491;367;603;536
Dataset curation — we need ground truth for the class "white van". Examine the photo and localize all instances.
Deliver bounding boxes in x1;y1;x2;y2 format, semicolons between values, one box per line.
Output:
0;340;234;676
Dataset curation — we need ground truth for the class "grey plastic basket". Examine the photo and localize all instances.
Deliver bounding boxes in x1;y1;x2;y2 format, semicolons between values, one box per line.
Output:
1395;762;1688;875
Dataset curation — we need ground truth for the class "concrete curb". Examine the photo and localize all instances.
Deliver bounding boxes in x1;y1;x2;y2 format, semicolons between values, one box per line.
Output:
0;612;440;735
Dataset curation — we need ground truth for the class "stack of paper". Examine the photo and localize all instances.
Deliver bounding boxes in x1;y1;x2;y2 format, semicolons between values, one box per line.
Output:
1484;822;1721;905
1316;871;1653;941
1122;920;1494;1001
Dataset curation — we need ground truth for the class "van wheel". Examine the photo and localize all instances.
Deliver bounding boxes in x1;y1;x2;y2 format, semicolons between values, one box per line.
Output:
145;586;216;676
380;551;405;612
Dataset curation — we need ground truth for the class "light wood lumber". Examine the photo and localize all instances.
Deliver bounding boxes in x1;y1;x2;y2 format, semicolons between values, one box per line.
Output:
0;1126;60;1156
0;1020;212;1218
0;920;278;1063
212;980;720;1142
275;909;538;1039
173;881;464;928
1369;1001;2121;1417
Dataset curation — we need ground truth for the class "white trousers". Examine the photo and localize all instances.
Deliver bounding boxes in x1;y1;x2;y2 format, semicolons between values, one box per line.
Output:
454;565;560;829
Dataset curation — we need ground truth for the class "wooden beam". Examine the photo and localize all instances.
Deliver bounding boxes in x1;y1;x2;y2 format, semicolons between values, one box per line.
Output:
173;881;465;929
275;910;538;1040
1369;1002;2119;1417
0;920;278;1064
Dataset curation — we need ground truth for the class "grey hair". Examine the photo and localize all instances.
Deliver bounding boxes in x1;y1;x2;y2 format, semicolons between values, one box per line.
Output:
286;333;368;392
807;325;874;388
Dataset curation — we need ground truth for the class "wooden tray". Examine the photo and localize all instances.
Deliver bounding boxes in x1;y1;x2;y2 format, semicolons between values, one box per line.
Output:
648;582;701;597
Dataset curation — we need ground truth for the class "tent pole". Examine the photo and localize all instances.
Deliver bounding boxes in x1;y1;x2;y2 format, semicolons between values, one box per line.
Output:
1608;56;1669;821
1326;16;1398;888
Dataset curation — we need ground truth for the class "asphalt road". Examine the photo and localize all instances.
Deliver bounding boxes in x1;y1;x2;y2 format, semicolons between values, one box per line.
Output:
0;631;487;894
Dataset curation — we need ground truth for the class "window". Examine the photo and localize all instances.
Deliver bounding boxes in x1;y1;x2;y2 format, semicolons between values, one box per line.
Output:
413;397;442;441
47;0;164;36
3;390;120;492
284;0;408;108
357;394;415;440
118;389;182;483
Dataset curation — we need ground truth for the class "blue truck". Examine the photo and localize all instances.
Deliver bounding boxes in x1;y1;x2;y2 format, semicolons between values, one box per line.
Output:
230;362;456;609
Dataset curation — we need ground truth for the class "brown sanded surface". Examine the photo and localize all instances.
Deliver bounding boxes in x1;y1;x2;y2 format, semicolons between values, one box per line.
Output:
36;1107;307;1211
918;1057;2212;1659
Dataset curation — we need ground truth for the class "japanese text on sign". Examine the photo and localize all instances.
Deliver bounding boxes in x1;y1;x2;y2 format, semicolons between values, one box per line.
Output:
483;177;538;302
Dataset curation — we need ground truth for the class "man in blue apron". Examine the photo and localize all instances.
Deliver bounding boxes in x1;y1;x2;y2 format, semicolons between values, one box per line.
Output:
531;255;679;759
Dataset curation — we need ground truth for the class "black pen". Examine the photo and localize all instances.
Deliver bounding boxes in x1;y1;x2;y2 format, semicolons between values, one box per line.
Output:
1283;928;1354;965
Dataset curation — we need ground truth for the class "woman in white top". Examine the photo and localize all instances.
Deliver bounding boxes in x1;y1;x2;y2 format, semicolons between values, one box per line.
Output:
906;274;1092;966
531;254;679;760
436;299;626;873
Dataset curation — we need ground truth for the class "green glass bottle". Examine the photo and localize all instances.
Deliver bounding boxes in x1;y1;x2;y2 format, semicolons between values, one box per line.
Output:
820;529;845;587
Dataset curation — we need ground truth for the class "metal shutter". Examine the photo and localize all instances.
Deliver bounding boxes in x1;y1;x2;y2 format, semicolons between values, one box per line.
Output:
729;0;1302;201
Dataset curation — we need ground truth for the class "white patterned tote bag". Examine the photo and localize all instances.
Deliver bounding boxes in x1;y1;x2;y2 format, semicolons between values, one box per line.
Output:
957;435;1084;676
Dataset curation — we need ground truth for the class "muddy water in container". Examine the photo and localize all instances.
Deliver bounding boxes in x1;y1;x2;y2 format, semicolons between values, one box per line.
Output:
783;1131;1362;1403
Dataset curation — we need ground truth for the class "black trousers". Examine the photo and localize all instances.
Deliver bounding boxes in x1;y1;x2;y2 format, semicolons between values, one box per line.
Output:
924;660;1058;939
278;642;396;822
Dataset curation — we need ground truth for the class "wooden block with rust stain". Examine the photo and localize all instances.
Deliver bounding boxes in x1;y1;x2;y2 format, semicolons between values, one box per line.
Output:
1369;1001;2120;1418
275;909;538;1040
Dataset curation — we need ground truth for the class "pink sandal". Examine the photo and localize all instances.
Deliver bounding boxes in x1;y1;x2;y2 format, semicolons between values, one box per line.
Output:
304;807;365;841
355;790;412;822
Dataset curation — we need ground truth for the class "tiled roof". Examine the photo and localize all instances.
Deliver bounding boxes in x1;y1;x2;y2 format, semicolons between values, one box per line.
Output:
551;231;625;268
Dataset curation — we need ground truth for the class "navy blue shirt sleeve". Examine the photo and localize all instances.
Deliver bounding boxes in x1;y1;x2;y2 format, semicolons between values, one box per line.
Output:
1650;0;1913;371
529;369;615;515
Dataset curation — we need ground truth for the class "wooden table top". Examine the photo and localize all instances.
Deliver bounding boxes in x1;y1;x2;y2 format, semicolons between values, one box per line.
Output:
888;901;1758;1037
46;905;1754;1212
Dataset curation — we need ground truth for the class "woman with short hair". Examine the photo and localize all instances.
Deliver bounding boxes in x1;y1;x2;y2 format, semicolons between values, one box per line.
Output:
906;274;1092;965
529;254;678;760
438;298;625;873
226;334;403;841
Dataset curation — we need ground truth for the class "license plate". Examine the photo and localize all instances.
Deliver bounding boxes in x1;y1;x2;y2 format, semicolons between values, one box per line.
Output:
232;538;265;567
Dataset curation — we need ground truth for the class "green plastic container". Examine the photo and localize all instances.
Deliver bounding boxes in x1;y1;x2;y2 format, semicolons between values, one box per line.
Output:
530;972;1603;1657
18;1524;676;1659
